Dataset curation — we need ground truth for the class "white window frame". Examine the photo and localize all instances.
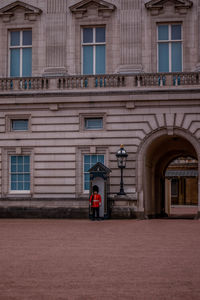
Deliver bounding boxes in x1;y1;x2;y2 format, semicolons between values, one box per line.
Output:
9;29;32;77
157;23;183;72
83;154;105;193
81;26;106;75
6;114;31;132
9;155;31;194
85;117;103;130
11;119;29;132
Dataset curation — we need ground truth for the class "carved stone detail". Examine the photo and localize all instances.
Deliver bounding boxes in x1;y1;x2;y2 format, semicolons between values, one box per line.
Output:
145;0;193;15
69;0;116;19
0;1;42;22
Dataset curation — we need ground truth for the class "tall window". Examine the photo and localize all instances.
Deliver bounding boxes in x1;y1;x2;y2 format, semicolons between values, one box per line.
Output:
9;30;32;77
10;156;30;192
82;27;106;75
84;154;104;191
158;24;182;72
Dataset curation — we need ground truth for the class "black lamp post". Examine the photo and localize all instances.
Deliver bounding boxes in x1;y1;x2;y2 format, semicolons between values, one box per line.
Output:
116;144;128;195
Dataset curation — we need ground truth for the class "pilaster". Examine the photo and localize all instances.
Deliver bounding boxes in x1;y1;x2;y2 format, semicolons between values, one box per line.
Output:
44;0;68;75
119;0;143;73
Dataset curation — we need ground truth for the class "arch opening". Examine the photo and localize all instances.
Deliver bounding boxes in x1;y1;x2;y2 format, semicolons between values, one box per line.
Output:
137;130;199;219
165;156;198;217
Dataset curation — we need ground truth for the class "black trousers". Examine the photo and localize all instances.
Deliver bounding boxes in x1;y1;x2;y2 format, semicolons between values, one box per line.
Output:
92;207;99;219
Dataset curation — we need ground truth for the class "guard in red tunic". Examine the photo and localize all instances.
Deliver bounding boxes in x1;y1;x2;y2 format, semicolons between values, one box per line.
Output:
89;185;102;220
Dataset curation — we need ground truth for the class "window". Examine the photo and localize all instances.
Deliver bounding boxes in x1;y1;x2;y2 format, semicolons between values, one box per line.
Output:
85;118;103;130
82;27;106;75
171;178;179;197
9;30;32;77
158;24;182;72
6;115;31;132
84;154;104;191
11;119;28;131
10;155;30;192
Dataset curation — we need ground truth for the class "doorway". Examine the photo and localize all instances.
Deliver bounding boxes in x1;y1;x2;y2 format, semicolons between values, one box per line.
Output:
165;156;198;218
137;129;199;218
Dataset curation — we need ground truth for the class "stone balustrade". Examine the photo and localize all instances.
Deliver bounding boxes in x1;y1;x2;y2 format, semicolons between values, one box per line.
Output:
0;72;199;92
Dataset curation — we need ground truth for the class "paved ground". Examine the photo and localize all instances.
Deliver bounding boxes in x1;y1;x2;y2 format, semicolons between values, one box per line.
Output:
0;219;200;300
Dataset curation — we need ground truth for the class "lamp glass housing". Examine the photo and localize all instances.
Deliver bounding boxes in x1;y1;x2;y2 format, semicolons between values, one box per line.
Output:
116;146;128;168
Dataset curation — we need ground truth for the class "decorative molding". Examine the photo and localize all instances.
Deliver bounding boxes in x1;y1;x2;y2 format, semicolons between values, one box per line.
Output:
0;1;42;22
5;114;31;133
79;112;106;132
69;0;116;19
167;126;174;136
145;0;193;15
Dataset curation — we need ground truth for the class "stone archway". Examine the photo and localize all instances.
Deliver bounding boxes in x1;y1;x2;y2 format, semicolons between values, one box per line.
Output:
136;128;200;218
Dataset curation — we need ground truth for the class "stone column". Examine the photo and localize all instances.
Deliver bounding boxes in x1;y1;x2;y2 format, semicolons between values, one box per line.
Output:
44;0;67;75
119;0;143;73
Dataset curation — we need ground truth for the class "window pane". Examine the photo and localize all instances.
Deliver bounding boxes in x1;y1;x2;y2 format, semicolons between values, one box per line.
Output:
11;181;17;190
11;156;16;164
11;31;20;46
158;25;168;40
96;45;105;74
11;164;16;172
83;46;93;74
85;118;103;129
84;155;90;164
22;48;32;77
98;155;104;164
171;25;181;40
24;182;30;190
17;164;23;173
10;49;20;77
23;31;32;45
84;180;90;191
18;156;23;164
85;173;90;182
84;163;90;172
24;174;30;182
11;174;16;183
24;156;30;164
83;28;93;43
91;155;98;164
158;43;169;72
172;42;182;72
12;120;28;131
18;174;23;182
17;182;23;190
24;164;30;172
96;27;105;43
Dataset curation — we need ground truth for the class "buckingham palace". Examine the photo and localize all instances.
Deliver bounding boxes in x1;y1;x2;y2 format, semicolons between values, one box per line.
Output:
0;0;199;219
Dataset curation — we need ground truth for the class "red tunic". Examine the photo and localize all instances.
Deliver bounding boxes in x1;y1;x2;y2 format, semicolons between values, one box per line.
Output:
89;194;102;208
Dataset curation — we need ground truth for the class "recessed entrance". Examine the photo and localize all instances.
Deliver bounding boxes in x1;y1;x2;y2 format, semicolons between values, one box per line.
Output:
165;156;198;218
137;129;200;219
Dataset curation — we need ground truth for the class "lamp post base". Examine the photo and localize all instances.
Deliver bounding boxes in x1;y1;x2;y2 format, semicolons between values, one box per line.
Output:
117;191;126;195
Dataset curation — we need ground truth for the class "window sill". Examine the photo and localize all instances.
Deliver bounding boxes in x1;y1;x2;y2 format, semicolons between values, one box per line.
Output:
9;191;31;195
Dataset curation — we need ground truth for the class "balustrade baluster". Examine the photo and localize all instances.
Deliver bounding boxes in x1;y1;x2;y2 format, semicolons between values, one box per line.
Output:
0;72;199;92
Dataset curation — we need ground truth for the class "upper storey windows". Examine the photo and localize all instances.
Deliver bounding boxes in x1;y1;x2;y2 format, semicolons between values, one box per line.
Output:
0;1;42;77
158;24;182;72
82;27;106;75
9;30;32;77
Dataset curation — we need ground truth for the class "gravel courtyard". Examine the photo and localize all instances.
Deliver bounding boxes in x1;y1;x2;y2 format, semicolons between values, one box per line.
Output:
0;219;199;300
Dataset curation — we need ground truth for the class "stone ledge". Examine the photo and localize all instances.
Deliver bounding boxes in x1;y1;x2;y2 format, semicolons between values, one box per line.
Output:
0;207;88;219
110;207;144;219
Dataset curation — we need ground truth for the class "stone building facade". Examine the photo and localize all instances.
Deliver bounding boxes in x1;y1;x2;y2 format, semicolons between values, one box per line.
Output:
0;0;199;218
